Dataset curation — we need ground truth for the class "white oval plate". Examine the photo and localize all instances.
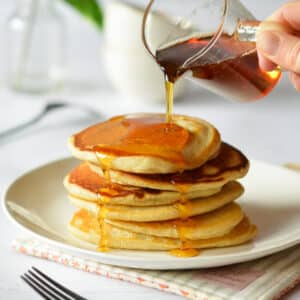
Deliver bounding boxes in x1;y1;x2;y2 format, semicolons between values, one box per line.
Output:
3;158;300;270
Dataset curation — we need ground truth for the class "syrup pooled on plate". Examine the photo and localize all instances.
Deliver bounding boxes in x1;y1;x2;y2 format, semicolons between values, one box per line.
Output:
169;248;200;258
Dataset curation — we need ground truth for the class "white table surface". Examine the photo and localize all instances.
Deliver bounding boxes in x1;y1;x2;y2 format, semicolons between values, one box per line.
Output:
0;1;300;299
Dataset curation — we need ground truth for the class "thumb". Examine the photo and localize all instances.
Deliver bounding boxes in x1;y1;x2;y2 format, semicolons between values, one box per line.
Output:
257;30;300;73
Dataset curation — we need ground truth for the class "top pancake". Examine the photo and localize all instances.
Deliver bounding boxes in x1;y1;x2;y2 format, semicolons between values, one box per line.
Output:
69;113;221;174
90;143;249;192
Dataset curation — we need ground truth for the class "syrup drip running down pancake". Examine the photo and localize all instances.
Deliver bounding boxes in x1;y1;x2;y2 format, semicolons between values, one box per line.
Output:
69;114;221;174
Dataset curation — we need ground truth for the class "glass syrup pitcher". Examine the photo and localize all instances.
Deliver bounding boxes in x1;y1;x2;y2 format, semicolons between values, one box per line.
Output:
142;0;282;104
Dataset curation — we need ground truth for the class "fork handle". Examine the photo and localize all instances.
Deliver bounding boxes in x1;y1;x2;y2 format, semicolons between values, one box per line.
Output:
0;110;44;141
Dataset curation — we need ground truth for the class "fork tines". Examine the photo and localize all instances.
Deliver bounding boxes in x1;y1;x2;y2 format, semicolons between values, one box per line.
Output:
21;267;88;300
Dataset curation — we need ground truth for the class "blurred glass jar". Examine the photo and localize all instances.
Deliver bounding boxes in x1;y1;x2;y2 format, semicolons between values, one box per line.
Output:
5;0;66;93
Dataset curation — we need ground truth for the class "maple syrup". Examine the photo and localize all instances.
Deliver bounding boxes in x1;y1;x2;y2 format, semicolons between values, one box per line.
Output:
68;163;139;199
156;34;281;104
171;182;197;256
74;115;191;166
169;248;200;258
98;205;109;252
165;80;174;123
170;217;201;257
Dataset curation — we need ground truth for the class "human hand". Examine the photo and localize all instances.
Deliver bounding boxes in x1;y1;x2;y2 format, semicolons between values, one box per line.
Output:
256;1;300;91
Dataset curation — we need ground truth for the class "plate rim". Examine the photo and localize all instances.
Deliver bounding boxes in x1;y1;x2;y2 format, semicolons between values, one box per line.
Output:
2;157;300;270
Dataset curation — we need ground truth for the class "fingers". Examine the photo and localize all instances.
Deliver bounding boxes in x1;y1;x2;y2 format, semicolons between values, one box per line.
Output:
266;1;300;31
257;50;277;71
289;72;300;91
257;30;300;73
256;1;300;71
278;1;300;31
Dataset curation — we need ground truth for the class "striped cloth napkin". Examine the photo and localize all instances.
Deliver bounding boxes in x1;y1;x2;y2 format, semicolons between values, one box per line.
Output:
13;238;300;300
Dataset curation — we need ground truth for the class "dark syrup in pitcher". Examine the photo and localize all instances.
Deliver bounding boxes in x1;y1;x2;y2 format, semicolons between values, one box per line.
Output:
156;34;281;121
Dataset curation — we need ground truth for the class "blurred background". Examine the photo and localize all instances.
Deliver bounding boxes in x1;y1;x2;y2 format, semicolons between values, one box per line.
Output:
0;0;288;88
0;0;299;167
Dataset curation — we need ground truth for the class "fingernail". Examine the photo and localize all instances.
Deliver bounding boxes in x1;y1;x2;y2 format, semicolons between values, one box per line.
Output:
257;31;280;56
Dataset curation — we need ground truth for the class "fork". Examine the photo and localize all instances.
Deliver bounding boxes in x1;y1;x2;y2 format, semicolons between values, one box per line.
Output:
21;267;88;300
0;101;101;142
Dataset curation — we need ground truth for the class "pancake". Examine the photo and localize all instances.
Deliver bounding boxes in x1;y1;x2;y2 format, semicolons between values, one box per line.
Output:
69;113;221;174
90;143;249;192
69;210;257;250
105;203;244;240
68;181;244;222
64;163;222;207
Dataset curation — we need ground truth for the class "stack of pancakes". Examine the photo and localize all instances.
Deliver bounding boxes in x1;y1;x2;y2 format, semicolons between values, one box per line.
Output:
64;114;257;256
